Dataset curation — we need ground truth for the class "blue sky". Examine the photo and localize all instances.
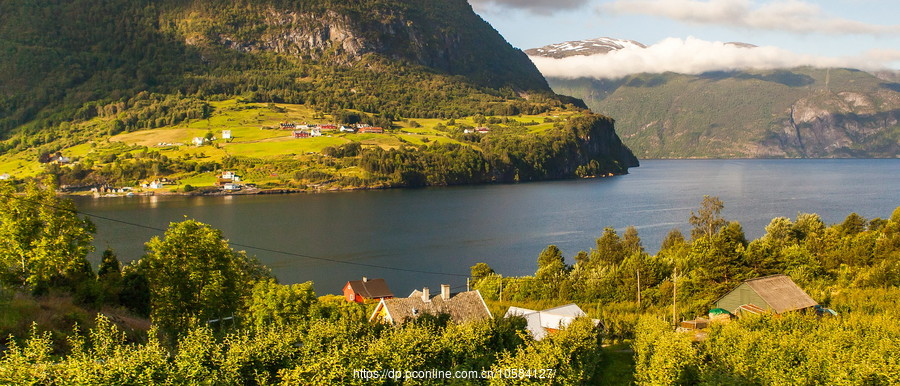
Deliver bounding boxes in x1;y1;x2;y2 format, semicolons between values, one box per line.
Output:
470;0;900;76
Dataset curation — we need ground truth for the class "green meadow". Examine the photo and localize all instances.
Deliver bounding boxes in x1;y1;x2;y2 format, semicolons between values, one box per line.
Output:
0;99;581;190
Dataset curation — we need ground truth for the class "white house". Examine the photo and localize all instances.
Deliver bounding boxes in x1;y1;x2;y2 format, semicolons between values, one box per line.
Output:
310;128;322;137
192;137;206;146
340;126;355;133
222;130;232;140
0;173;9;180
504;304;601;340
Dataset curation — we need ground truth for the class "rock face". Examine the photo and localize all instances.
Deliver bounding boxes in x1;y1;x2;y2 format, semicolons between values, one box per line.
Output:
177;0;551;92
756;90;900;157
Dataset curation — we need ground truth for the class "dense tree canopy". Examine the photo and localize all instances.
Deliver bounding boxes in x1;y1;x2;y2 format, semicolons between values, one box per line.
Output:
0;179;94;291
142;220;270;334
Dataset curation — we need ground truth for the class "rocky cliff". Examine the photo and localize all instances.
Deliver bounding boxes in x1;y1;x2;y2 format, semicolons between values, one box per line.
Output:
170;0;550;92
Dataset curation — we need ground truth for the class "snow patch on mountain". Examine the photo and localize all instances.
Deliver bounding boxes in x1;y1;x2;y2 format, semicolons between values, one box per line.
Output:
524;37;647;59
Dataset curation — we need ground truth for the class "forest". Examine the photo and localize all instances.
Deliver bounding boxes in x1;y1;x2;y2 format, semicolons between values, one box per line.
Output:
1;180;898;384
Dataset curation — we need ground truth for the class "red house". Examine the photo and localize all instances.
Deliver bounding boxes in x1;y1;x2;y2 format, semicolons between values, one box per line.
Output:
343;277;394;303
293;130;309;138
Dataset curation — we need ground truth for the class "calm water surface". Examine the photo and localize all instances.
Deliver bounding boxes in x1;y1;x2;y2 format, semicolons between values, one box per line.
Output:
74;159;900;294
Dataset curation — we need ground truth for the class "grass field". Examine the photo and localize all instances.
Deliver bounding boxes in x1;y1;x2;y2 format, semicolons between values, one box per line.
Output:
0;100;580;189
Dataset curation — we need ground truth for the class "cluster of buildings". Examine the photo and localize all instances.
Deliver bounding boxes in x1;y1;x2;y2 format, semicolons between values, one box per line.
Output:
216;171;242;191
140;177;177;190
342;274;833;341
342;276;600;340
280;122;384;138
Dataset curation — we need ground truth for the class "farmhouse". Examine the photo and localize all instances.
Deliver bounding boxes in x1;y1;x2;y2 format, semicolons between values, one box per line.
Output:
714;274;818;315
343;277;394;303
504;304;601;340
370;285;491;325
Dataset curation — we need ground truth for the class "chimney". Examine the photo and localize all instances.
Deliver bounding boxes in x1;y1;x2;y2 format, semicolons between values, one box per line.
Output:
422;287;430;302
362;276;368;283
441;284;451;300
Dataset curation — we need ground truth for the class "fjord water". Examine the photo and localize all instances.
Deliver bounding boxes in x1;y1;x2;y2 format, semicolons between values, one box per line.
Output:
74;159;899;294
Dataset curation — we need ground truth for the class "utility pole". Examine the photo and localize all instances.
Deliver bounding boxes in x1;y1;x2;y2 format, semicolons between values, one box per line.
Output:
637;269;641;307
466;277;470;292
672;267;677;327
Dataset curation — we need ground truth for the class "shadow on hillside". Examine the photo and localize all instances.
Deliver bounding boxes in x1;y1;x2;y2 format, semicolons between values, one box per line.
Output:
625;75;668;88
882;83;900;92
699;70;814;87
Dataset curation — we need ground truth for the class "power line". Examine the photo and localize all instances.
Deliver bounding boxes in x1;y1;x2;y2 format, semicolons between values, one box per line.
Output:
2;193;470;278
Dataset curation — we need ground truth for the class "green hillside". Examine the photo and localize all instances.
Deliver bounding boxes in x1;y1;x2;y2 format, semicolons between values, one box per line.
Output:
548;68;899;158
0;0;635;190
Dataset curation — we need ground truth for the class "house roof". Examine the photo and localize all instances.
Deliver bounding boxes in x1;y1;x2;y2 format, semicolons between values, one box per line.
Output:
742;274;817;313
504;303;600;340
347;278;393;299
374;290;491;325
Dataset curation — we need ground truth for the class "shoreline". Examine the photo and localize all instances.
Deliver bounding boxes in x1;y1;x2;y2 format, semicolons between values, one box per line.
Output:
66;171;630;198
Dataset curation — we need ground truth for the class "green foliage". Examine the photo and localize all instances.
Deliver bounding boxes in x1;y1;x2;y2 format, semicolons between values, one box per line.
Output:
244;279;317;329
476;202;900;337
349;115;635;188
492;318;604;385
141;219;270;334
698;313;900;384
0;179;95;292
689;195;725;240
633;317;699;385
96;248;122;304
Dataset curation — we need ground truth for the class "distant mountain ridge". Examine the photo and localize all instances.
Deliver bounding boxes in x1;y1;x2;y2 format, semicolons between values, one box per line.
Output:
528;37;900;158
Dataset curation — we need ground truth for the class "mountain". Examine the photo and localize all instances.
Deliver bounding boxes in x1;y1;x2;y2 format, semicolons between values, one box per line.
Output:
528;38;900;158
524;37;646;58
0;0;551;132
0;1;637;190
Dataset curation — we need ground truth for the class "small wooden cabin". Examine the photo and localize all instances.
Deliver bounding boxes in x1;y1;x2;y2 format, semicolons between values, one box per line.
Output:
715;274;817;315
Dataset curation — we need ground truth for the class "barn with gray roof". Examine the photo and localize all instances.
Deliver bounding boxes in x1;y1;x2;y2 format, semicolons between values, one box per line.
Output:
714;274;818;315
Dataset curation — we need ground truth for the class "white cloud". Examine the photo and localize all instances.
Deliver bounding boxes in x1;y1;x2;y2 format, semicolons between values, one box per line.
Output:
604;0;900;35
528;37;900;79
